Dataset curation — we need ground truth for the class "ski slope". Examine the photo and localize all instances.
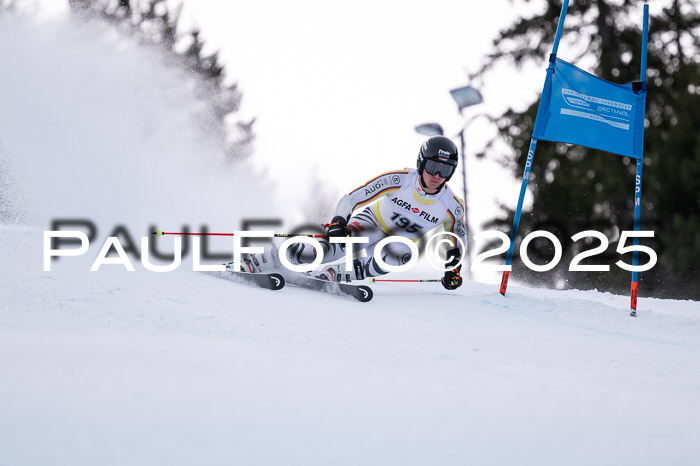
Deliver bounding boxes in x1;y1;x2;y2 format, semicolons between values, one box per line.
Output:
1;10;700;466
1;226;699;466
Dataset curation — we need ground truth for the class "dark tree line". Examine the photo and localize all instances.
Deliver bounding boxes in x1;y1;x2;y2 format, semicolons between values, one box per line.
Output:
68;0;255;161
475;0;700;299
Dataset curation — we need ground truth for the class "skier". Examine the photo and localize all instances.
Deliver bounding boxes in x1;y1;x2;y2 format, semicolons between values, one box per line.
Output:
286;135;466;290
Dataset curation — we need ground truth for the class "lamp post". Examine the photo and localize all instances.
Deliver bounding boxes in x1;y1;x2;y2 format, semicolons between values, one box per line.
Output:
414;85;483;278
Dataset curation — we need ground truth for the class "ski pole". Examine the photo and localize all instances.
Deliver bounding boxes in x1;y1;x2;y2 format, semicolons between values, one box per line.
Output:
369;278;441;283
273;233;329;238
153;230;328;238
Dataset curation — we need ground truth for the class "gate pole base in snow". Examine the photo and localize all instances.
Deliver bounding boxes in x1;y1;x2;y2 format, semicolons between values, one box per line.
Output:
500;271;510;296
630;281;638;317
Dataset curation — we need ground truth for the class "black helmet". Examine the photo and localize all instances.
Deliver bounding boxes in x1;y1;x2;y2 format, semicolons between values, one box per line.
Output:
416;136;459;181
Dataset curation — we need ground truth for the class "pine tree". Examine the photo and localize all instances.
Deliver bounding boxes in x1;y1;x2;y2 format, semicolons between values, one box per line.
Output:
478;0;700;298
68;0;255;162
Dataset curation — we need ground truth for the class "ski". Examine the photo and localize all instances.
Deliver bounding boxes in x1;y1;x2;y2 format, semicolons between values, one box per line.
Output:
283;273;373;302
208;270;285;291
208;251;371;301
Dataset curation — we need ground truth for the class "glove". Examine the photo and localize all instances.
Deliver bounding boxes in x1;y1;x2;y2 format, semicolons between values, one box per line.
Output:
441;267;463;290
441;247;463;290
326;216;350;238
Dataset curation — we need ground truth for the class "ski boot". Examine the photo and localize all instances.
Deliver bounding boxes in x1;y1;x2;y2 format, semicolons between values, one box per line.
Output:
311;259;366;283
229;252;273;273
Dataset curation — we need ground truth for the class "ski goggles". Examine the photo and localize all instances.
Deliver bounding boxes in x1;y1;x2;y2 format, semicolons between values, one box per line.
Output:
423;158;457;179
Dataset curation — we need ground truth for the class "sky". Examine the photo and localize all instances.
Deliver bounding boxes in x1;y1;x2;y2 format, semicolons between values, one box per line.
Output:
172;0;547;226
170;0;661;228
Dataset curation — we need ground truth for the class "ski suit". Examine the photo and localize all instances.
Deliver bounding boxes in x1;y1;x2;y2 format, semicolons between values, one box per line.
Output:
288;168;467;277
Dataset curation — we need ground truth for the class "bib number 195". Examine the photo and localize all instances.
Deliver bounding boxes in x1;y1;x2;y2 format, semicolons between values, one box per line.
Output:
390;213;424;234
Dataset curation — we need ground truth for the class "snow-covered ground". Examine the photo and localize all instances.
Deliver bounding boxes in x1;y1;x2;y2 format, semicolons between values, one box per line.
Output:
1;10;699;466
2;226;699;466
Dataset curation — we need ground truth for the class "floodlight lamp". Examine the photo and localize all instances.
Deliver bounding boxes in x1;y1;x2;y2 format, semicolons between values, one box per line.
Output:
449;86;483;112
414;123;444;137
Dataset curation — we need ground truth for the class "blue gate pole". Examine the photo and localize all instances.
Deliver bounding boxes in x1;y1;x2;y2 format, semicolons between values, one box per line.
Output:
500;0;570;295
630;3;649;317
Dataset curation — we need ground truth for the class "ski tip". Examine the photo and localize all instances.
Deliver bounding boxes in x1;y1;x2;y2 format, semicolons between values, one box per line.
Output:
270;273;285;291
357;285;373;302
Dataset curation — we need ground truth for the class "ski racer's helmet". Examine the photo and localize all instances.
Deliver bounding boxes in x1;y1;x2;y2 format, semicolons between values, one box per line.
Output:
417;136;459;181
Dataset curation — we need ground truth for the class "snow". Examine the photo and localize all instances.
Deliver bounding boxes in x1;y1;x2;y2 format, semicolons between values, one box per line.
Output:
2;226;700;466
0;15;270;233
1;10;700;466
